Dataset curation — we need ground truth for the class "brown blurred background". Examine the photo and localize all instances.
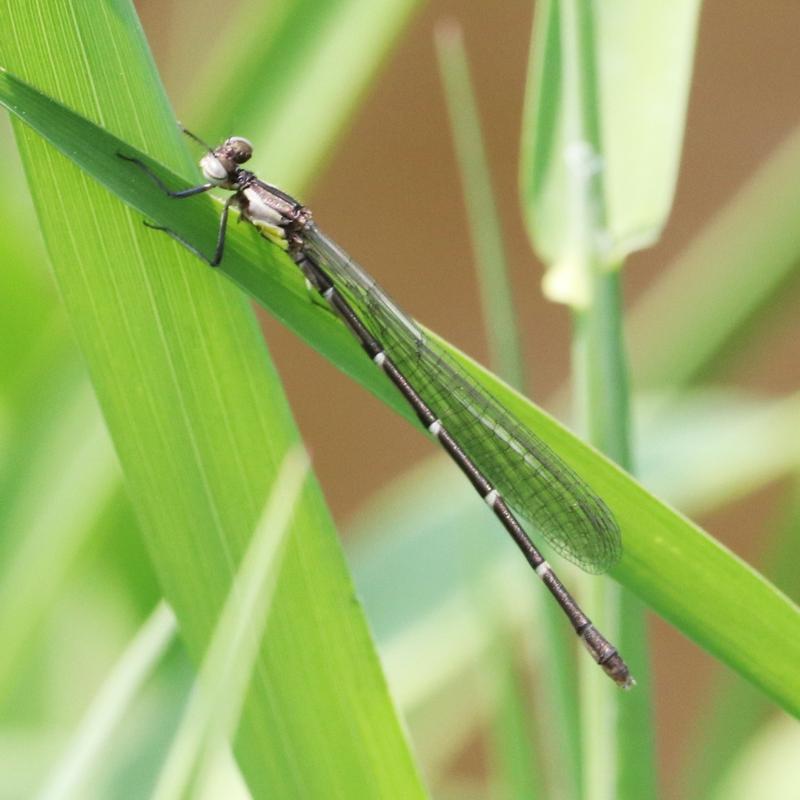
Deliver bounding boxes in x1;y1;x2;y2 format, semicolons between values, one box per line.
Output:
138;0;800;794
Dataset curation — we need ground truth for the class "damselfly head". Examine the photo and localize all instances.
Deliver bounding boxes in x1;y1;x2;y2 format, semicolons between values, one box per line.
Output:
199;136;253;185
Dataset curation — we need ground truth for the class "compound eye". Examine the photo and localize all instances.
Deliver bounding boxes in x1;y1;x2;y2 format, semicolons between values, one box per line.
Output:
227;136;253;164
200;154;228;182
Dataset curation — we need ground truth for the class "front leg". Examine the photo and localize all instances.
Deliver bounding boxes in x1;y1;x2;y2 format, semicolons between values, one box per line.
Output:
118;152;214;198
143;192;238;267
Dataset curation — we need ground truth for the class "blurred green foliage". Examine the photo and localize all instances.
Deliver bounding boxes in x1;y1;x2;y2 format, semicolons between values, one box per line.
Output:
1;1;799;799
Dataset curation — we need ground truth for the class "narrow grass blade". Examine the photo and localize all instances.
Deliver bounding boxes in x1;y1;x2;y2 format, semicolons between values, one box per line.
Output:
153;448;308;800
37;603;177;800
487;641;545;799
435;22;525;391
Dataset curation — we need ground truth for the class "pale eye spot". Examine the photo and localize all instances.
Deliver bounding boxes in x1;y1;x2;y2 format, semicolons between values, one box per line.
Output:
201;154;227;181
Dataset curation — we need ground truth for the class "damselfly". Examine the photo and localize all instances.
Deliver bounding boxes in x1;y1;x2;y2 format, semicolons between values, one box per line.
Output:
119;134;633;688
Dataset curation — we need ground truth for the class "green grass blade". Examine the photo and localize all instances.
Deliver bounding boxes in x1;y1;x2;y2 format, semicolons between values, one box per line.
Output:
37;603;177;800
521;4;700;796
640;390;800;513
679;486;800;799
708;714;800;800
487;642;545;799
153;448;308;800
2;65;799;719
435;22;525;391
630;124;800;389
574;273;646;800
0;3;426;796
0;385;119;698
435;26;561;795
520;0;700;304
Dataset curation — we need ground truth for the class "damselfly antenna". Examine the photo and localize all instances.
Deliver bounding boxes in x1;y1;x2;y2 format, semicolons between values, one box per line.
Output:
178;124;215;154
